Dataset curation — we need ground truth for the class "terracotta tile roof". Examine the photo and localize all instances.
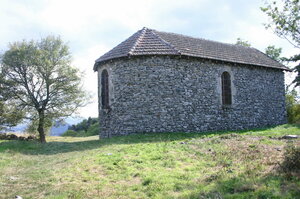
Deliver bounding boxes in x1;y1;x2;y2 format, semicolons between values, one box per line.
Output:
94;27;289;71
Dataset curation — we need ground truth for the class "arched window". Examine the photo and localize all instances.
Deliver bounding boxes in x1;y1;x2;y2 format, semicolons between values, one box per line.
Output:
221;72;232;105
101;69;109;109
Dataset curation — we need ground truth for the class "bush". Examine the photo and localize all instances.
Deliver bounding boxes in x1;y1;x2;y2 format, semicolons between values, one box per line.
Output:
62;123;99;137
287;104;300;123
62;130;78;137
286;90;300;123
68;117;98;132
86;123;99;136
65;117;99;137
280;144;300;176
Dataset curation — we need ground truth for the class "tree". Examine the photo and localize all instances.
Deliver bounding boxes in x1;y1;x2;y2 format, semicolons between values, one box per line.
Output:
68;117;98;132
285;89;300;123
261;0;300;86
0;73;24;129
235;38;251;47
265;45;283;61
290;53;300;86
0;36;87;142
261;0;299;48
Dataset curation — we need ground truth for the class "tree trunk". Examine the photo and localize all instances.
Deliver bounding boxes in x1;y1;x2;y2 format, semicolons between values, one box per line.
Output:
37;110;46;143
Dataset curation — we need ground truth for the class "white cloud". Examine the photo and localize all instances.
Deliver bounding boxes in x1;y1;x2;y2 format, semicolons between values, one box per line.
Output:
0;0;298;118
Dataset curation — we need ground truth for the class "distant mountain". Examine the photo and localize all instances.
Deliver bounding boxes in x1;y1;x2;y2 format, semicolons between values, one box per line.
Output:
1;117;84;136
50;117;84;136
1;122;29;134
50;122;70;136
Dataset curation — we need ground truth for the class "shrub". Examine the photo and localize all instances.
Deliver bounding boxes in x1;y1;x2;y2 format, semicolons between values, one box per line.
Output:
66;117;99;137
62;130;78;137
86;123;99;136
68;117;98;132
286;90;300;123
62;124;99;137
280;143;300;176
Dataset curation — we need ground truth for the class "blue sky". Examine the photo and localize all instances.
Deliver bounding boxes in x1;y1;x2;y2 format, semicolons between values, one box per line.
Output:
0;0;297;118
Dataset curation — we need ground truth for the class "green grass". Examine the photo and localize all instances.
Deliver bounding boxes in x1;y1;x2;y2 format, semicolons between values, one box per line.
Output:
0;124;299;199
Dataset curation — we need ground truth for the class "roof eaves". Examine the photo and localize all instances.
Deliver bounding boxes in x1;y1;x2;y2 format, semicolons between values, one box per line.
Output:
179;52;291;71
251;48;291;71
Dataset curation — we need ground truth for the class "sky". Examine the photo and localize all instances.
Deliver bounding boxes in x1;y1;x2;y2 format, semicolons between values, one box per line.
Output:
0;0;298;118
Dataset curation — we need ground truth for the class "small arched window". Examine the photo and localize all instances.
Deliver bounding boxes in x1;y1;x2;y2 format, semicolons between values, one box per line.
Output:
221;71;232;105
101;69;109;109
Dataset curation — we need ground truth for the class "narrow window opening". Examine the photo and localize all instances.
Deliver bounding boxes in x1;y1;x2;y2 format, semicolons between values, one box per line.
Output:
101;69;109;109
221;71;232;105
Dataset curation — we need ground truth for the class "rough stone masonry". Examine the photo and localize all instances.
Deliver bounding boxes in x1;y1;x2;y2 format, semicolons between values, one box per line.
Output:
94;28;288;138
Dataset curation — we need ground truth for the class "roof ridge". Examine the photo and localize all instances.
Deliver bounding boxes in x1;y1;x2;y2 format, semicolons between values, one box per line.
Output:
151;29;181;54
128;28;146;55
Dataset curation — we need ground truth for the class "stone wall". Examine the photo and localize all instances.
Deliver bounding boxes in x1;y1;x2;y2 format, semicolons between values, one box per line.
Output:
97;56;286;138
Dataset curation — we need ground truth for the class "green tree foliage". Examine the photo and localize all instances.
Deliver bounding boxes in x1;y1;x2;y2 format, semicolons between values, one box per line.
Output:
290;53;300;85
0;36;88;142
265;45;283;61
285;89;300;123
0;101;24;130
63;117;99;137
261;0;299;48
69;117;98;132
86;122;100;136
235;38;251;47
261;0;300;86
0;73;24;129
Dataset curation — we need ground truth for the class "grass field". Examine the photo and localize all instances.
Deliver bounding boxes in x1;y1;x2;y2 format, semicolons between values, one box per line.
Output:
0;124;299;199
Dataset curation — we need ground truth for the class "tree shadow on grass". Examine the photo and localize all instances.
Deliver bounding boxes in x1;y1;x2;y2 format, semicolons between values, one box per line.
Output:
0;124;299;156
0;132;206;155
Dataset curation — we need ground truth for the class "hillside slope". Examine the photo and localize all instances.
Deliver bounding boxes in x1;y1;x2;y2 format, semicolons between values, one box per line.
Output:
0;125;299;199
